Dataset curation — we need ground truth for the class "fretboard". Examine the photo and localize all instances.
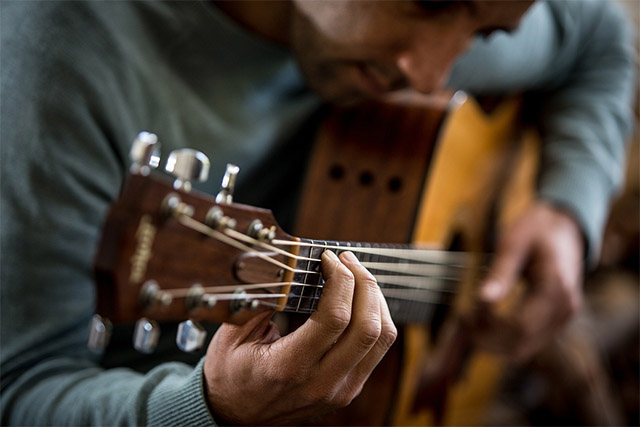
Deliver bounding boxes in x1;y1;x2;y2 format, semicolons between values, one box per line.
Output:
284;238;464;325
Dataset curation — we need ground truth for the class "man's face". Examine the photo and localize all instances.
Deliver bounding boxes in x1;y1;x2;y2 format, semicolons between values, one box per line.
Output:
289;0;533;104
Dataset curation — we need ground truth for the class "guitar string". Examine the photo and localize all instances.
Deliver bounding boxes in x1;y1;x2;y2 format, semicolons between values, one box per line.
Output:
223;226;482;270
156;286;453;313
226;224;475;278
178;213;470;284
272;238;487;265
160;282;321;297
177;214;479;295
219;225;478;294
177;215;316;275
159;276;459;299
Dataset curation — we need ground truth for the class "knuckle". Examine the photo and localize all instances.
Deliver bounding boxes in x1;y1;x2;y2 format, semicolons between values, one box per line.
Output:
356;319;382;348
331;390;356;408
315;388;340;407
335;394;354;408
324;307;351;334
313;381;359;409
380;323;398;349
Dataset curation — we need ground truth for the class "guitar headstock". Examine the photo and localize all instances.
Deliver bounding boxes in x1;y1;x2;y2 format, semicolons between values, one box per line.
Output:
90;132;302;353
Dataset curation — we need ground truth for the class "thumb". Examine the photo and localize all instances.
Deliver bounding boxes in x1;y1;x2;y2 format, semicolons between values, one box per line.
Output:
480;234;530;303
216;311;277;348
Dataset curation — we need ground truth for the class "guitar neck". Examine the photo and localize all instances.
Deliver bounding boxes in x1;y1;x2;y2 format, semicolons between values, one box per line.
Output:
282;238;468;325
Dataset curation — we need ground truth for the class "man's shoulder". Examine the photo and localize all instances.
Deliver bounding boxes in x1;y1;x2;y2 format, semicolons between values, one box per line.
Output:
1;1;187;87
1;2;129;93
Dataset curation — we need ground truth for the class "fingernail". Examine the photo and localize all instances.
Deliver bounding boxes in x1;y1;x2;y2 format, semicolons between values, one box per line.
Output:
481;280;503;301
341;251;359;264
322;250;339;262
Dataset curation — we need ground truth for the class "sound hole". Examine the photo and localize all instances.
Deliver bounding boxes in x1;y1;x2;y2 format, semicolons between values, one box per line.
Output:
388;176;403;192
359;171;374;186
329;164;345;180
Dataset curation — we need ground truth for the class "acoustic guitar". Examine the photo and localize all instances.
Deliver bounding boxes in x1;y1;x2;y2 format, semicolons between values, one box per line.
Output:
90;92;538;425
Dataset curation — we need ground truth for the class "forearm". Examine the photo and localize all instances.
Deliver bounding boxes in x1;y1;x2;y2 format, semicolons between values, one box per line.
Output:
1;357;213;426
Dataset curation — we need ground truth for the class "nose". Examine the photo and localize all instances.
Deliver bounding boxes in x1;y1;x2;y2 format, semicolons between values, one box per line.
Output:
396;51;453;94
395;35;469;94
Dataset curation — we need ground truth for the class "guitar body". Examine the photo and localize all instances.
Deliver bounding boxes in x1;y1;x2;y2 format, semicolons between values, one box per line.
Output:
295;92;539;425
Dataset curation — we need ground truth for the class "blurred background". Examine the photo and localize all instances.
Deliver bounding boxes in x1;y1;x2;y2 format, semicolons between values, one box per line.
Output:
486;1;639;424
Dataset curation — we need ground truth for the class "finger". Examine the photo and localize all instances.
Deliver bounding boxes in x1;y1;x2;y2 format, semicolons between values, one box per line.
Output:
320;251;383;376
347;284;397;386
479;228;531;304
274;250;355;360
511;265;581;360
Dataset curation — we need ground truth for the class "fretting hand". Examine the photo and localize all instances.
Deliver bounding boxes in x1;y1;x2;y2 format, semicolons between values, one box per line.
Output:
471;201;585;361
203;250;397;425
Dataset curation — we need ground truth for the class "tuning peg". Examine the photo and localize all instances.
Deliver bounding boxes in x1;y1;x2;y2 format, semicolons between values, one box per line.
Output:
176;320;207;352
247;219;276;243
139;280;173;309
205;206;236;230
185;284;218;312
130;132;161;175
165;149;210;192
87;314;112;353
215;163;240;204
133;318;161;354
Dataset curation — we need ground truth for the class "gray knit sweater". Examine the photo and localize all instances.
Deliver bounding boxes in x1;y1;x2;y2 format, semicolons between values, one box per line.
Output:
0;0;634;425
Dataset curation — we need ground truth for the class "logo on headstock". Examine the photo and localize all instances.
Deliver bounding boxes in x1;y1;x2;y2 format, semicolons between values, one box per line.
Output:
130;215;156;283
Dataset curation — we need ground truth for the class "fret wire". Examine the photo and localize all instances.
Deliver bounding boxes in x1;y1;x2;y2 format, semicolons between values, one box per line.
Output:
295;240;313;312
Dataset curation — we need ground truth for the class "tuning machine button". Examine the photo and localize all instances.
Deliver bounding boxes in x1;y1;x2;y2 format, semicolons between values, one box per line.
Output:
205;206;236;231
216;164;240;204
87;314;113;353
176;320;207;352
162;194;194;219
139;280;173;309
165;149;210;192
133;318;161;353
230;289;260;313
185;284;217;312
130;132;161;175
247;220;276;243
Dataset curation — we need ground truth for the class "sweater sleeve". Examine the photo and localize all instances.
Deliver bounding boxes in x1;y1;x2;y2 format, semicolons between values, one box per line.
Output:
448;0;636;263
0;2;215;425
533;0;636;264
